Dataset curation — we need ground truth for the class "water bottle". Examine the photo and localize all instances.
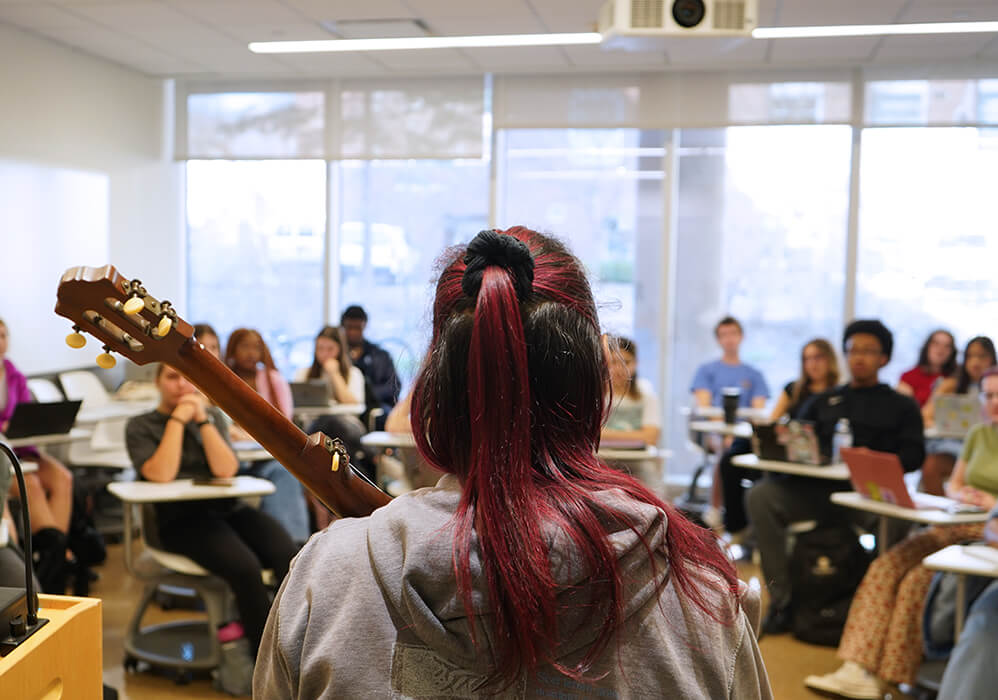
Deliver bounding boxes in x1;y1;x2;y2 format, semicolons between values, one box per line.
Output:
832;418;853;463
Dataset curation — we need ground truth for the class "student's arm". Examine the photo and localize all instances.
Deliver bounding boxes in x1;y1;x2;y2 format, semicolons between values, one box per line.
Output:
271;370;295;419
200;406;238;479
602;426;660;446
384;393;412;433
750;396;767;410
750;369;770;409
921;377;956;427
694;390;712;408
323;360;358;404
896;397;927;473
768;392;791;423
135;399;198;483
945;429;996;510
690;363;713;407
896;381;915;398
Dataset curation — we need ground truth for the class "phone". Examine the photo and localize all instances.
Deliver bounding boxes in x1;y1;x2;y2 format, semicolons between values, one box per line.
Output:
191;477;235;486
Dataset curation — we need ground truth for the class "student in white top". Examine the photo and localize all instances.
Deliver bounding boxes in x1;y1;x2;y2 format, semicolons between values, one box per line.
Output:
602;336;663;494
293;326;365;404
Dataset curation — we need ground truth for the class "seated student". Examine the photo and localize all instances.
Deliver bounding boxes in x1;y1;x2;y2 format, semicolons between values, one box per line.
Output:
294;326;370;530
897;329;957;408
921;336;996;495
340;305;401;428
690;316;769;528
691;316;769;410
225;328;293;420
718;338;840;537
196;324;309;544
806;368;998;699
0;450;41;591
747;320;925;635
0;318;74;593
254;227;772;699
125;364;296;655
602;335;662;494
937;499;998;700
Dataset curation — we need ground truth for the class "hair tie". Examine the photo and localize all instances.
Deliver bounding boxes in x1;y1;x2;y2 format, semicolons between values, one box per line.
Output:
461;230;534;302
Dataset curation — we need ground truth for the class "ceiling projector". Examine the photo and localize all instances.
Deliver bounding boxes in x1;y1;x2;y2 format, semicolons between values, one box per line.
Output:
599;0;758;43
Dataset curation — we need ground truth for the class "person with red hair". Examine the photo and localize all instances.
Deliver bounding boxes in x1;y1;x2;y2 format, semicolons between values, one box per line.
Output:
254;228;771;698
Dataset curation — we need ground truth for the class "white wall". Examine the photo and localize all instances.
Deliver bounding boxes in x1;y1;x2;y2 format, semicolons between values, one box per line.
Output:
0;23;183;375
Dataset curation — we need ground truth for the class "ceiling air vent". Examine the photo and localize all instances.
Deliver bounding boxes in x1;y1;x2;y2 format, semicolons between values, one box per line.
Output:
713;2;747;31
630;0;665;29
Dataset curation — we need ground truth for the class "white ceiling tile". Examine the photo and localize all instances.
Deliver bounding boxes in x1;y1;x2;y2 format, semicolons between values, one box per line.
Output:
899;5;998;23
665;37;769;66
873;34;995;62
284;0;414;22
166;0;305;26
69;1;196;29
369;47;473;69
776;0;908;27
225;22;333;42
460;45;569;68
0;4;97;29
527;0;603;32
769;36;881;62
426;16;547;35
561;44;668;67
136;24;242;50
402;0;535;22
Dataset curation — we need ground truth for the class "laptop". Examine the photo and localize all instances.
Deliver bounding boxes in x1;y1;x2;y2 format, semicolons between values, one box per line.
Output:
4;400;82;439
933;394;983;438
840;446;974;511
290;381;331;407
751;420;827;465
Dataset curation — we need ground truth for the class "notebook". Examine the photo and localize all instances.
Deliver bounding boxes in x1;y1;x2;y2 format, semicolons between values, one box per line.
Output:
290;381;331;407
4;400;82;439
840;446;973;512
933;394;983;438
751;420;826;465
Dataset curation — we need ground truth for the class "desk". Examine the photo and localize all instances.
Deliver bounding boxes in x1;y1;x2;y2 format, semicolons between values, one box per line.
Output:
689;420;753;439
693;406;769;422
0;594;102;698
923;544;998;639
831;492;990;553
293;402;365;424
231;440;274;463
924;426;970;440
76;399;156;425
107;475;275;504
2;428;92;450
731;453;850;481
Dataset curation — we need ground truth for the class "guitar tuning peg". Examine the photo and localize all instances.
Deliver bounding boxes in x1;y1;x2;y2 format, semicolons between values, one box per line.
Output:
65;325;86;349
155;315;172;337
96;346;117;369
123;296;144;315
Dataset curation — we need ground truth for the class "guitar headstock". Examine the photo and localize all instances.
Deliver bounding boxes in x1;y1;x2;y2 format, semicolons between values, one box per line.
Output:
55;265;194;368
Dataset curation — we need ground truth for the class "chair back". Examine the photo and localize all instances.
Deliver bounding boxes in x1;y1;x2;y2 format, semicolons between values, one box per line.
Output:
59;370;111;409
27;378;64;402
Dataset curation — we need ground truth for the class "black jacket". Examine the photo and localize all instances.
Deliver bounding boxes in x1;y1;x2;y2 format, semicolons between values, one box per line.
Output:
799;383;925;472
355;340;401;412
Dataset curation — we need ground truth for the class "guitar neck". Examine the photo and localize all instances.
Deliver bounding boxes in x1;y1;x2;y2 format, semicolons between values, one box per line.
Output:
173;338;390;518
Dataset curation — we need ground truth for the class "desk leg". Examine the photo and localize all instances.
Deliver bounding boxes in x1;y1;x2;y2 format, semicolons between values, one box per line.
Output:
878;516;888;555
955;574;966;641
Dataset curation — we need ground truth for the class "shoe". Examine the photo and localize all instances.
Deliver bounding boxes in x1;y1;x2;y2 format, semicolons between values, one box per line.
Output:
759;604;792;637
805;661;882;699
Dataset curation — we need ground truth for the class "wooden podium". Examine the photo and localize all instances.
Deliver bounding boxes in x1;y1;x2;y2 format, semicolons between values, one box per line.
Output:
0;594;102;699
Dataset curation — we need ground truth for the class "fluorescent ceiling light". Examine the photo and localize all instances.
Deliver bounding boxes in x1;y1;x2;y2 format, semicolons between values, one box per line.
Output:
250;32;602;54
753;21;998;39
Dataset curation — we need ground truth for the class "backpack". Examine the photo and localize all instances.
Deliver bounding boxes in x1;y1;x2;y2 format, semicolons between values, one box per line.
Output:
790;524;871;646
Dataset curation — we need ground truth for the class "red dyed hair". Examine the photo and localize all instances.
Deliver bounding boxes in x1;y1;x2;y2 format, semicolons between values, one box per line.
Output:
225;328;281;410
411;227;738;687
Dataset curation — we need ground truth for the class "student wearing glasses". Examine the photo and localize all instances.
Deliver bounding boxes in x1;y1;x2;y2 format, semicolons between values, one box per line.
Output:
807;368;998;699
747;320;925;636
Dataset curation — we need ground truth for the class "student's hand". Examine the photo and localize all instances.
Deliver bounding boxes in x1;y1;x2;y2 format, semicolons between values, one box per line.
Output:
174;394;206;423
322;357;341;377
230;424;253;443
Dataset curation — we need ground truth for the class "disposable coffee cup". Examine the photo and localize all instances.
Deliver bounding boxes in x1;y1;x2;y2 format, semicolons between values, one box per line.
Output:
722;387;741;424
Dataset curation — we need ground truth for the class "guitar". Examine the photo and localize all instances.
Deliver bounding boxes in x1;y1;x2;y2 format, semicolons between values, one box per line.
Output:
54;264;392;518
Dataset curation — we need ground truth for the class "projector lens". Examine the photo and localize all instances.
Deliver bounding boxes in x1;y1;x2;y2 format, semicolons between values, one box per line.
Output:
672;0;706;28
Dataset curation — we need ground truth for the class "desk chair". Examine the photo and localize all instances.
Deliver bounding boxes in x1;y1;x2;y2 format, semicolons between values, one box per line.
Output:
68;417;132;543
27;378;64;403
114;498;234;683
59;370;112;410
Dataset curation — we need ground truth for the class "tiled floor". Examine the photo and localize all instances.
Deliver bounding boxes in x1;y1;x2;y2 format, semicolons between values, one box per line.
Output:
88;541;851;699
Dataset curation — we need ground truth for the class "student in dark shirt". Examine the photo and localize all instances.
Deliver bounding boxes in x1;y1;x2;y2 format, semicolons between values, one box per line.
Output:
125;364;296;654
747;320;925;636
340;305;401;427
718;338;840;536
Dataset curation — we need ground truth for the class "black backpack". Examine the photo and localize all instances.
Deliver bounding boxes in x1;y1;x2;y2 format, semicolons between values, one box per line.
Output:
790;524;871;646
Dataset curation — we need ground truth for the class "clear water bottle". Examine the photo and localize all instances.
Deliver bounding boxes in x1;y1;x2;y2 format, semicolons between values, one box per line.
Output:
832;418;853;463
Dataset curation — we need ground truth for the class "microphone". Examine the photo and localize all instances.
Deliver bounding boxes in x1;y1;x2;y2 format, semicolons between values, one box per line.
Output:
0;440;49;656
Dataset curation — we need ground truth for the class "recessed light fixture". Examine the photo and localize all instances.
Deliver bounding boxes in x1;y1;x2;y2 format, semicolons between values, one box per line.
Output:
249;32;603;54
753;21;998;39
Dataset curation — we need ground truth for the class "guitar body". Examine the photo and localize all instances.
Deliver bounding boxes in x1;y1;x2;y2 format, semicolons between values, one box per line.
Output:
55;264;391;519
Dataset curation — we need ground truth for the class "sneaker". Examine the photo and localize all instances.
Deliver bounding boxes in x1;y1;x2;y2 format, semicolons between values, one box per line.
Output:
805;661;882;699
759;604;792;637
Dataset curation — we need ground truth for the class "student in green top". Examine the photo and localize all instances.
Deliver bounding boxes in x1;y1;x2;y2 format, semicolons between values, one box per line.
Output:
805;366;998;699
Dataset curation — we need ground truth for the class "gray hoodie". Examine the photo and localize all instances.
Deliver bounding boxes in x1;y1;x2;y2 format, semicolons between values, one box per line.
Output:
254;475;772;699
